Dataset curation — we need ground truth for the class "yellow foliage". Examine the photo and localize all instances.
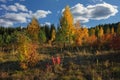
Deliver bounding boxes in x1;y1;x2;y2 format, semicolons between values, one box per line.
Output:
51;29;56;42
60;5;75;44
75;27;89;46
27;17;40;41
98;27;104;38
111;27;115;34
17;33;39;69
63;6;74;26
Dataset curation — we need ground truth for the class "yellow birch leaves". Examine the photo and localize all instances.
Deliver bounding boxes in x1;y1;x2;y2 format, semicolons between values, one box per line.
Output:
60;5;75;44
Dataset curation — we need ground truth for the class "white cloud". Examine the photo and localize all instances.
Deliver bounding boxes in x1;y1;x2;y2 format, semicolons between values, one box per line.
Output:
0;19;13;27
45;22;51;26
41;22;51;26
0;12;30;27
0;2;52;27
3;13;30;23
0;10;51;27
1;3;28;12
69;2;118;23
14;3;28;12
1;4;17;12
32;10;52;19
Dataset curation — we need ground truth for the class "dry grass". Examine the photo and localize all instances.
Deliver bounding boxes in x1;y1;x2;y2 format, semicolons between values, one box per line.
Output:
0;49;120;80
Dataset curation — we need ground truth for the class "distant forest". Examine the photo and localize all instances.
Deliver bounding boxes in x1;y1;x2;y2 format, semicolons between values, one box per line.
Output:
0;20;120;49
0;6;120;52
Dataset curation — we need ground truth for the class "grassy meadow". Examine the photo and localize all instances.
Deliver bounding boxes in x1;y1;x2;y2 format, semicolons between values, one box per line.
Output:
0;5;120;80
0;45;120;80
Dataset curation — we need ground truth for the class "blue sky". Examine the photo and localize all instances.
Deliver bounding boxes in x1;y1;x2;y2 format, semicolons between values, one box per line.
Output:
0;0;120;28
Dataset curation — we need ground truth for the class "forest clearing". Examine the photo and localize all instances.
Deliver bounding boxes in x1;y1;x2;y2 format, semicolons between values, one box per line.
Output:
0;2;120;80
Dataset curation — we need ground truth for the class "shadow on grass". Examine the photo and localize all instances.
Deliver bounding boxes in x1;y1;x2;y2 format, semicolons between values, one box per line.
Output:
95;52;120;62
111;71;120;79
62;52;120;65
0;52;119;72
0;59;52;73
0;61;20;72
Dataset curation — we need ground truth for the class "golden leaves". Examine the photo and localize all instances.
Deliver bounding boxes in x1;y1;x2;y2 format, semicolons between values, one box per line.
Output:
17;33;39;69
60;6;75;44
75;27;88;46
27;17;40;41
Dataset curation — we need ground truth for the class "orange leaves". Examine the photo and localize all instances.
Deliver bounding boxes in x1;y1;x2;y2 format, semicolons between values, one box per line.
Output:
101;34;113;42
87;35;97;46
20;62;28;70
26;43;39;67
75;27;89;46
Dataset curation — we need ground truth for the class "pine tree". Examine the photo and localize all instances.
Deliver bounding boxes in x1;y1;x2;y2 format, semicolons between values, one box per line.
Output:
95;26;99;37
45;25;50;42
89;28;95;36
117;23;120;36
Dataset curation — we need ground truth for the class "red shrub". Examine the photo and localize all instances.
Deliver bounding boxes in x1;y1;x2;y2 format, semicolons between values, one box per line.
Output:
110;35;120;50
52;56;61;65
52;56;56;65
56;56;61;65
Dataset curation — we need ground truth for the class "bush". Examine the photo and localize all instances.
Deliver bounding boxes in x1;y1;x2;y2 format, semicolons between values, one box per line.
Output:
17;33;39;69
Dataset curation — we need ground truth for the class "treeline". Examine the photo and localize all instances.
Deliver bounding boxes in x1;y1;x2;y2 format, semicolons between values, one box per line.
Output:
0;27;23;48
0;6;120;51
88;22;120;49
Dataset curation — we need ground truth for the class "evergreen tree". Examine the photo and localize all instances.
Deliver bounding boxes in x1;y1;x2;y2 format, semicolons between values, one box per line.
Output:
39;28;46;43
45;25;50;41
95;26;99;37
89;28;95;36
117;23;120;36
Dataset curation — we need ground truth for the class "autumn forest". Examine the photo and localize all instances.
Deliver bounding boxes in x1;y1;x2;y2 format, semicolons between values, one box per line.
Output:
0;6;120;80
